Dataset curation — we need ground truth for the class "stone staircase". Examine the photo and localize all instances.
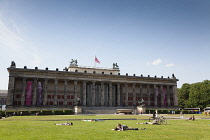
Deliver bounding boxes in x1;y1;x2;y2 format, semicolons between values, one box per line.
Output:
81;107;135;114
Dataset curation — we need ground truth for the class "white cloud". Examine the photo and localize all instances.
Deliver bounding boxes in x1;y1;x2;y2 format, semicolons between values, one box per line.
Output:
165;63;175;67
0;15;42;68
152;59;162;65
0;17;24;50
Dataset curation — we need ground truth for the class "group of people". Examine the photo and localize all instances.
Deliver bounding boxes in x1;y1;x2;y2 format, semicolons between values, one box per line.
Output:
112;124;140;131
54;121;73;126
137;119;159;125
111;120;160;131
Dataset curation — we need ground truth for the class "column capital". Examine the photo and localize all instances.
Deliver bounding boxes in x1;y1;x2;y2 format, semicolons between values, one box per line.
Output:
33;78;38;81
64;79;69;82
140;84;142;88
54;80;58;85
54;79;59;82
64;80;68;85
23;77;27;81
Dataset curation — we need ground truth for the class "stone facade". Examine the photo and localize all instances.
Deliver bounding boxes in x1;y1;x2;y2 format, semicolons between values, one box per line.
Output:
6;63;179;110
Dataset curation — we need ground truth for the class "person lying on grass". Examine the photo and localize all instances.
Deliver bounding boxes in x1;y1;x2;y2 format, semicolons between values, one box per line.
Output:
54;121;73;126
112;124;139;131
137;119;159;125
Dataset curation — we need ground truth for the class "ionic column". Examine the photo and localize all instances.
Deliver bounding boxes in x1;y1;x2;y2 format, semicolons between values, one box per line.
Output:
154;85;158;106
160;85;164;106
96;84;101;106
43;79;48;105
104;84;108;106
167;85;171;106
64;80;68;106
54;79;58;105
88;83;92;106
6;76;15;105
139;84;143;100
83;81;87;106
21;78;27;106
125;83;128;106
147;85;150;106
133;83;136;106
32;78;38;105
109;82;112;106
74;81;78;105
173;85;178;106
92;81;96;106
117;83;121;106
101;82;105;106
112;84;116;107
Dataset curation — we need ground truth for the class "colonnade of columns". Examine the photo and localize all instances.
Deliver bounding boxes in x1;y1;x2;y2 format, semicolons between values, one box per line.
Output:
7;76;178;107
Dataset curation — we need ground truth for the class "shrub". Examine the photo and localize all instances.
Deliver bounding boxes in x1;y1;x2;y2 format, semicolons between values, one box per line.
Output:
30;110;40;115
6;111;17;116
64;110;74;115
18;111;31;115
54;110;64;115
41;110;53;115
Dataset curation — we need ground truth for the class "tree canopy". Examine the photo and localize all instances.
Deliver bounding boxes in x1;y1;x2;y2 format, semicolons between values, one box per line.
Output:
178;80;210;109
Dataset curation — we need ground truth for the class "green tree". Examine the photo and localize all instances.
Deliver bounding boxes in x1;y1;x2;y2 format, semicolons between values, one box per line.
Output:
199;80;210;108
189;82;201;108
178;83;191;108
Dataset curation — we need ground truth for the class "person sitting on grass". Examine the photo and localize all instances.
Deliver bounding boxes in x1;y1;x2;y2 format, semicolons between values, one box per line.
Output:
54;121;73;126
187;115;195;121
137;119;159;125
112;124;139;131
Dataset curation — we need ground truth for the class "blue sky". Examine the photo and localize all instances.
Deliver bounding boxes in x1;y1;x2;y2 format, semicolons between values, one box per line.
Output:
0;0;210;89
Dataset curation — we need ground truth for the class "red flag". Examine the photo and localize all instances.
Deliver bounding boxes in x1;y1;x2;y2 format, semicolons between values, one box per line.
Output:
95;56;100;64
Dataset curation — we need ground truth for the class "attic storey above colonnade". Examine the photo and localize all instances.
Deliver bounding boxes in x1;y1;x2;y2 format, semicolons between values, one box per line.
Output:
7;61;179;109
7;67;178;85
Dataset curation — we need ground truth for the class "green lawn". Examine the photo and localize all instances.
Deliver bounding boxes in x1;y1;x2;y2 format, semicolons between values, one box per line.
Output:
0;114;210;140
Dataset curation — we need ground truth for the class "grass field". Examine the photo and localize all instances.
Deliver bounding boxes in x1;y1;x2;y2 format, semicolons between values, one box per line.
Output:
0;114;210;140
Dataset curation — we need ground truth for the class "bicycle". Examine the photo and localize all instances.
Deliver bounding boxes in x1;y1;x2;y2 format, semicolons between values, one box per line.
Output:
149;116;167;125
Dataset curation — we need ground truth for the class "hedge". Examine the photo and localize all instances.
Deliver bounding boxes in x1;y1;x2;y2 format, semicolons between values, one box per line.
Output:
145;109;202;114
41;110;54;115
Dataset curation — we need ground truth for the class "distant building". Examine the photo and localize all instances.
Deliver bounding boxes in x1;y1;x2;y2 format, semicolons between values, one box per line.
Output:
6;61;178;112
0;90;7;105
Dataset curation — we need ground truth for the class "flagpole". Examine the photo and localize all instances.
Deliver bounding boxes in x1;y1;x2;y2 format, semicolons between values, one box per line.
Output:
94;56;96;67
94;56;100;67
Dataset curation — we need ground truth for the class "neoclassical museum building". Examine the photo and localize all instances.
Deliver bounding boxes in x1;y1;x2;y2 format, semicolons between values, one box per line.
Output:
6;61;178;112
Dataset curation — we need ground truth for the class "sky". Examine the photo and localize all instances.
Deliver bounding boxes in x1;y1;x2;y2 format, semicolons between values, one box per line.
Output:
0;0;210;89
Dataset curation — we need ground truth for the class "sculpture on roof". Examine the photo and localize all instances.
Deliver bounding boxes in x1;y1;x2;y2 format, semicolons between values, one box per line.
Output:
70;59;78;66
11;61;16;68
172;73;176;79
63;67;68;71
113;63;119;69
